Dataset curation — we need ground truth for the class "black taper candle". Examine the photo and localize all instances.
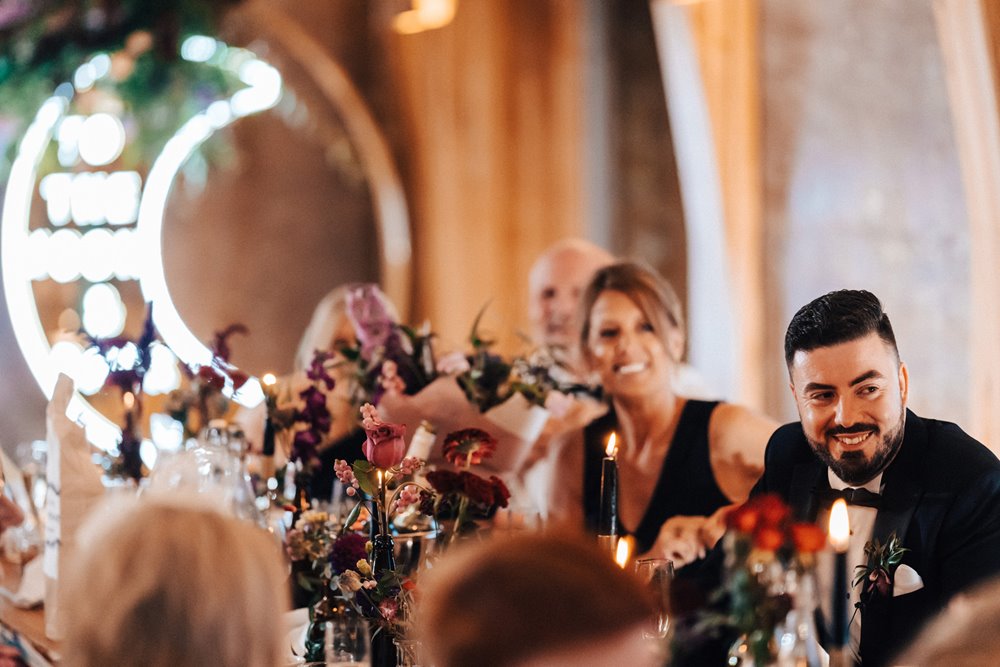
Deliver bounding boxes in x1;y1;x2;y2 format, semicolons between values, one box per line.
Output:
832;550;849;648
262;415;275;456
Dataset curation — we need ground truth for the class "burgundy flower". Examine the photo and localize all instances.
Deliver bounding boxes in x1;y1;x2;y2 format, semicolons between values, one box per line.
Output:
197;365;226;390
363;422;407;469
211;323;248;363
870;568;891;596
460;471;496;506
329;533;368;574
489;475;510;509
425;469;463;495
229;369;249;391
442;428;498;467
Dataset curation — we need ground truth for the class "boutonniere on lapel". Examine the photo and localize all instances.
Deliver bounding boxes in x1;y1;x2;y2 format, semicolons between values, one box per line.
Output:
852;532;909;611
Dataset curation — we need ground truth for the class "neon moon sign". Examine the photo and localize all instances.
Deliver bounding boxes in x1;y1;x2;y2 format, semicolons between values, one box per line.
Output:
2;39;281;451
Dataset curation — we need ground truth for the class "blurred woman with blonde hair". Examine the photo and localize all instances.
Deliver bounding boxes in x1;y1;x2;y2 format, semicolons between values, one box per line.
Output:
63;498;289;667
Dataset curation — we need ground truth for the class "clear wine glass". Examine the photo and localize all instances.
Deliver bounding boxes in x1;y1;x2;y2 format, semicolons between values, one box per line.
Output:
634;557;673;639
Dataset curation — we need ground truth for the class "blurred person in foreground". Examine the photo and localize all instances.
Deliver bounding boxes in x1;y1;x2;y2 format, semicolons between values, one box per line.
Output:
546;261;776;565
896;575;1000;666
749;289;1000;667
62;496;289;667
416;531;660;667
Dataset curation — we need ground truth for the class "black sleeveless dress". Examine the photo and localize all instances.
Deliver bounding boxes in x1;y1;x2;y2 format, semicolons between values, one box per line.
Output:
583;399;731;554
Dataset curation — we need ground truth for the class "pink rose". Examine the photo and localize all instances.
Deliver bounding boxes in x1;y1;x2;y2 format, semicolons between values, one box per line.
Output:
363;422;407;468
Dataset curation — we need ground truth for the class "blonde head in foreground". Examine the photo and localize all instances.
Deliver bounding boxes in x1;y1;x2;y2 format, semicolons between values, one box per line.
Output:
63;498;289;667
416;531;659;667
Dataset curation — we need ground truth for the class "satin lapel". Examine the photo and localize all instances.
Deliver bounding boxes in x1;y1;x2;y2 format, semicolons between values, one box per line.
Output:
789;460;827;523
860;410;925;662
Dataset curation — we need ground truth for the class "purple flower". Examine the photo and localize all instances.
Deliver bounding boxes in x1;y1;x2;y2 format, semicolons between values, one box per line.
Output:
306;350;335;391
346;284;396;359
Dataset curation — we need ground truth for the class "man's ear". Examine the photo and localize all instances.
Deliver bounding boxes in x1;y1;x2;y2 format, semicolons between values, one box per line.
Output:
898;361;909;405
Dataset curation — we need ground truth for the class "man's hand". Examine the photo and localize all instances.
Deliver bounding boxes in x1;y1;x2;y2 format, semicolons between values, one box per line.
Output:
648;505;733;567
0;497;24;534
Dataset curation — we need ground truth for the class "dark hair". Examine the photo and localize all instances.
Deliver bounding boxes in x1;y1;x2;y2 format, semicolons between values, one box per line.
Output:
784;289;898;367
578;260;684;360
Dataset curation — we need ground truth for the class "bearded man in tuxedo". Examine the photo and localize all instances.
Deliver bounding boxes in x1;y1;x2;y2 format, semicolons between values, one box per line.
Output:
754;289;1000;666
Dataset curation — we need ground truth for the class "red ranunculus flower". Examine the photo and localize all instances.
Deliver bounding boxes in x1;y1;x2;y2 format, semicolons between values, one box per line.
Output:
489;475;510;509
754;493;790;528
363;421;407;469
753;525;785;552
229;369;249;391
426;469;463;494
726;503;759;534
790;523;826;554
442;428;498;467
460;471;496;506
197;365;226;390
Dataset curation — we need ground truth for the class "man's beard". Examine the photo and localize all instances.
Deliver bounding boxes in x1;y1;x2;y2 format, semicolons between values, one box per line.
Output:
806;413;906;485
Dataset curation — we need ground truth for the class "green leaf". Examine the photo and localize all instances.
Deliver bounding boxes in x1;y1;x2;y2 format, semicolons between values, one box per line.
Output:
353;460;377;496
341;500;364;534
468;302;495;349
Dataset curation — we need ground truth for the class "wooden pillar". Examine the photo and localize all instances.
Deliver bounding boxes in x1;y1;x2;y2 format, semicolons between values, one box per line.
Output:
387;0;590;351
934;0;1000;451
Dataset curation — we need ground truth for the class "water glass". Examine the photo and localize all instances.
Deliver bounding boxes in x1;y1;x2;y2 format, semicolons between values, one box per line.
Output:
634;557;673;639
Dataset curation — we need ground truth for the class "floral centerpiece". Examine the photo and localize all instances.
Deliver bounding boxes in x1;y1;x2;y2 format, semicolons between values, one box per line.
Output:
166;324;250;441
87;303;159;481
691;494;826;667
414;428;510;547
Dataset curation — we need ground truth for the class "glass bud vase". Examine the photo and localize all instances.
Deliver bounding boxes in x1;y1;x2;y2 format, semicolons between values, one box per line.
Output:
304;587;338;663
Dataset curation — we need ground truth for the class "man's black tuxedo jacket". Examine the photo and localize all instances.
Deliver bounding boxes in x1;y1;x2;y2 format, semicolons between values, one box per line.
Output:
753;409;1000;666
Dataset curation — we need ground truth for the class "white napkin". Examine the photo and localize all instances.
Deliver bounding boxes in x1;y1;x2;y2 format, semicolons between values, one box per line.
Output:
284;607;309;661
43;373;105;640
893;563;924;596
0;557;44;608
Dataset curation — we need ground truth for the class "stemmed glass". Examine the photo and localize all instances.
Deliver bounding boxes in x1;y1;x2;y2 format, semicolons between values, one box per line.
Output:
634;557;673;639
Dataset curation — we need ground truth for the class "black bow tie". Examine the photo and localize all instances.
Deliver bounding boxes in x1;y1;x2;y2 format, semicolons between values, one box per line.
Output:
815;486;882;509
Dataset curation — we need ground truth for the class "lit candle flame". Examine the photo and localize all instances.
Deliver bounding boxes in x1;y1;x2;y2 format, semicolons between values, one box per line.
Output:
123;391;134;409
262;372;276;387
828;498;850;552
614;536;631;568
606;432;618;458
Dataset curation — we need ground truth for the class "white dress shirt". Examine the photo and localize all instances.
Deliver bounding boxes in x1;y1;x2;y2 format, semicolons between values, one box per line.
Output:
816;470;883;664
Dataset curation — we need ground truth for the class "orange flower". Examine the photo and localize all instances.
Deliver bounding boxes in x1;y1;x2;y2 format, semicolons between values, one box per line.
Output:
790;523;827;554
727;503;759;534
754;493;791;528
753;525;785;551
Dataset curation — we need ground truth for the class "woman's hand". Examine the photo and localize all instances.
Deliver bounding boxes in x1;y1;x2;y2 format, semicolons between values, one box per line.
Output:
0;643;26;667
649;505;733;567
